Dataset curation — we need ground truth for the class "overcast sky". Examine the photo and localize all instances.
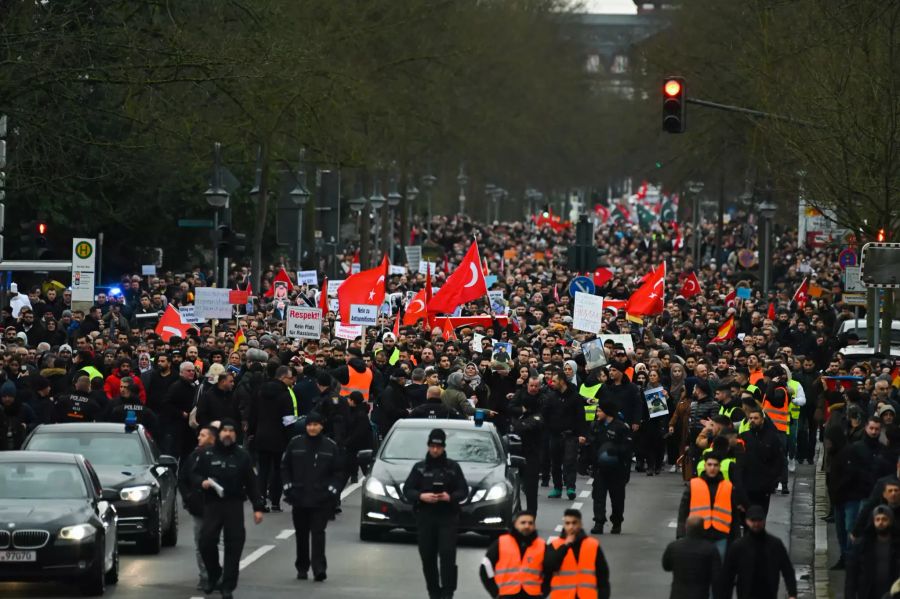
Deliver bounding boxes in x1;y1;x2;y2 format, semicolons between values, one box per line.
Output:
575;0;637;14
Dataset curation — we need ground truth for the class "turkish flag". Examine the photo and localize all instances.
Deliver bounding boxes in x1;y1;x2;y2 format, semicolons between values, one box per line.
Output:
724;289;736;309
593;267;613;287
263;267;294;298
792;278;810;309
678;271;702;298
767;302;776;320
626;262;666;316
337;256;388;322
403;289;428;325
319;276;329;313
603;298;627;313
428;241;487;314
155;305;194;342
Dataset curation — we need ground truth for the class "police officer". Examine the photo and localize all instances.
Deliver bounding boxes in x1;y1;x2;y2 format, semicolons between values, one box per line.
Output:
544;508;610;599
403;428;469;599
480;510;545;598
107;378;158;437
589;398;633;535
510;379;545;514
178;424;218;591
281;412;344;582
55;374;102;423
193;418;265;599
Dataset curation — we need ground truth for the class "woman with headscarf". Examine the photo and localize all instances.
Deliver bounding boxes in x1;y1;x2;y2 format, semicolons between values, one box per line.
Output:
462;362;490;408
137;352;153;375
667;362;693;478
563;360;579;386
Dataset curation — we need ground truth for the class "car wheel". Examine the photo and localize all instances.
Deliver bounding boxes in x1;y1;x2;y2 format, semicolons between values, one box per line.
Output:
79;543;106;596
161;498;178;547
138;501;162;554
104;545;119;585
359;524;382;541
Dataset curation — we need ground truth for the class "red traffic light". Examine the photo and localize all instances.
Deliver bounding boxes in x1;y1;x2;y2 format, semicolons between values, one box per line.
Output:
664;79;682;97
877;228;886;242
37;222;47;235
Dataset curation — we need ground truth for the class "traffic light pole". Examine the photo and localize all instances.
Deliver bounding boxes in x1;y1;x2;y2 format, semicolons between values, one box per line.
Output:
685;98;817;128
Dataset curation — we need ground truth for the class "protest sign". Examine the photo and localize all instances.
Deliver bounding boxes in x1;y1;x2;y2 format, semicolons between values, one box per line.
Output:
286;306;322;339
195;287;232;319
297;270;319;286
573;292;604;333
644;387;669;419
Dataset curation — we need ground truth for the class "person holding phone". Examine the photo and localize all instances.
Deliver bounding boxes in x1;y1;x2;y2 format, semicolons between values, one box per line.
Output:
403;429;469;599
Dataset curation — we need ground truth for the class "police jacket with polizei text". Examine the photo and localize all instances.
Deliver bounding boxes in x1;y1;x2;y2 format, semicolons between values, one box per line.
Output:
281;433;345;508
192;440;265;511
106;399;159;439
402;452;468;513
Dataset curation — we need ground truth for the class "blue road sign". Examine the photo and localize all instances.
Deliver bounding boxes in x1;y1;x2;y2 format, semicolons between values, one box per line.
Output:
568;276;596;297
838;248;858;269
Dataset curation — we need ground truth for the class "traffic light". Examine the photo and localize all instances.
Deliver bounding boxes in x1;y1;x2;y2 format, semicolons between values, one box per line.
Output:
877;228;886;242
662;76;686;133
213;225;247;256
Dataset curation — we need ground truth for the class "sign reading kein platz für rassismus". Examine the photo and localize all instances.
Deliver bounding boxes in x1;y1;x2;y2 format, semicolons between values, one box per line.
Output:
286;306;322;340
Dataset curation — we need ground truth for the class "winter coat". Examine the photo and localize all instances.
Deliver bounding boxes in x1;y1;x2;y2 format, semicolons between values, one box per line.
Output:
662;530;722;599
248;380;293;453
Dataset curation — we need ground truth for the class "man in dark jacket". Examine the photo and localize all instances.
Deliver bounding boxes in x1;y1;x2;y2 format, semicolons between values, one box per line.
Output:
589;398;633;534
282;412;344;582
195;372;241;436
249;366;294;512
0;381;35;450
376;370;411;436
662;516;722;599
403;428;469;599
542;370;585;500
143;353;176;414
343;391;374;483
178;425;218;591
410;386;463;419
161;361;197;459
719;505;797;599
483;360;517;435
509;378;545;514
846;505;900;599
738;405;783;515
597;361;642;427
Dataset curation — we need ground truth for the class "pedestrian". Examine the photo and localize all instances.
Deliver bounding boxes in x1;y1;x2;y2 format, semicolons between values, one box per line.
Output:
662;515;722;599
589;398;633;535
343;390;375;483
248;365;294;512
178;424;218;591
106;378;159;436
543;370;584;500
192;418;266;599
738;404;783;515
410;385;464;419
161;361;197;458
281;411;345;582
403;428;469;599
676;452;741;559
543;508;610;599
509;377;545;514
846;505;900;599
479;510;545;598
719;504;797;599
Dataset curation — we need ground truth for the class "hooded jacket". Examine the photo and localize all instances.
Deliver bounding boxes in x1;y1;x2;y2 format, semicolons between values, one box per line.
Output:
442;372;475;417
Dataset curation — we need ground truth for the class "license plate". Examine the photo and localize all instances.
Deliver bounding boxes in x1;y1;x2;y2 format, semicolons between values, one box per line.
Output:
0;550;36;562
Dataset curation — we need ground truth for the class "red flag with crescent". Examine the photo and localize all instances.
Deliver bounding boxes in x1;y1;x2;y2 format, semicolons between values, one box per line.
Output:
337;256;388;322
427;241;487;314
403;289;428;325
678;271;702;298
625;262;666;316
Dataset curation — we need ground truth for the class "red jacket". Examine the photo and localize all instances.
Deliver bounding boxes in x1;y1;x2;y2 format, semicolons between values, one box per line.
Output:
104;369;147;404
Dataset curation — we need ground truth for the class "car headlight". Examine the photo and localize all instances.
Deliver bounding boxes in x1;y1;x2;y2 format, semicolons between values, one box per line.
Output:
385;484;400;500
485;484;508;501
471;489;487;502
365;477;386;497
120;485;153;502
59;524;96;541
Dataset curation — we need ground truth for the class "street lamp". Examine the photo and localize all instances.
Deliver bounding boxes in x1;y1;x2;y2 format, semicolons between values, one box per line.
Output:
387;169;402;262
289;151;310;270
758;200;777;297
456;163;468;216
687;180;705;264
421;171;437;235
484;183;497;223
204;142;230;287
405;180;418;246
369;177;386;257
493;187;506;223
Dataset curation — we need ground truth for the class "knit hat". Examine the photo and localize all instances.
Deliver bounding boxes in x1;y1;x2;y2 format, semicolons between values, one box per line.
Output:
305;412;325;425
0;381;16;398
694;380;712;397
596;399;617;418
873;504;895;526
427;428;447;446
878;403;897;417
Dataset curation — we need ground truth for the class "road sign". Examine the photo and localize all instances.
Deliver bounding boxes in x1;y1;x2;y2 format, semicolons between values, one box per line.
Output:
838;248;858;269
844;266;865;293
71;238;96;304
568;276;595;297
860;242;900;288
842;292;867;307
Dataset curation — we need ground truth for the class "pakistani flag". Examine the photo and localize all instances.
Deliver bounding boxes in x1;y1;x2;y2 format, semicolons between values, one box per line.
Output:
637;204;657;229
660;194;678;222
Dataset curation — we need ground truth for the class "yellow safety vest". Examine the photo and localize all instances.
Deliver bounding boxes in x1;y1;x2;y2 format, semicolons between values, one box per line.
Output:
580;383;602;422
696;449;735;481
787;380;801;420
388;347;400;366
288;387;298;417
79;366;104;381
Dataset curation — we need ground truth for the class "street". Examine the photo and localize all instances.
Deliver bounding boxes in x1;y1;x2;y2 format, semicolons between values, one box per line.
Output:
2;470;699;599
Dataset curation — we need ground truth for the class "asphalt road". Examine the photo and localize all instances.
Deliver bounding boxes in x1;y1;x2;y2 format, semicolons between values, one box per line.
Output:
1;469;793;599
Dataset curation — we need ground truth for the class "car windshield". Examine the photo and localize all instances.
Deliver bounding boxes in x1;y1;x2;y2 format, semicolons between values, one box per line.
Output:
27;432;149;466
844;326;900;345
0;463;87;499
381;428;500;464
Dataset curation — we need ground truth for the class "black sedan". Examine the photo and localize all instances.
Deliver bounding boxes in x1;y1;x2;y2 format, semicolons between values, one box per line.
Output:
23;422;179;554
0;451;119;595
357;419;523;540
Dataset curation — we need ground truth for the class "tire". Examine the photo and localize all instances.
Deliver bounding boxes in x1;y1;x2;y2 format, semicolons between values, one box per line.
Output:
359;524;383;541
138;501;162;554
79;544;106;596
161;499;178;547
104;546;119;585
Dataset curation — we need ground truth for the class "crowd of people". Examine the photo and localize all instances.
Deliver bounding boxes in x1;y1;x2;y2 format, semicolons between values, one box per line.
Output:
1;207;898;599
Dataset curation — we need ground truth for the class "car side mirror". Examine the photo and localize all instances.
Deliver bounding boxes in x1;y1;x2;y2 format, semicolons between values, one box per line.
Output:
509;455;527;469
503;434;522;454
159;455;179;468
100;488;119;502
357;449;373;465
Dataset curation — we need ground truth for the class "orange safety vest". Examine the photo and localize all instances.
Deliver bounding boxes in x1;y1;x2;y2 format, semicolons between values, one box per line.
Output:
688;477;733;534
762;387;789;432
548;536;599;599
340;367;373;402
495;534;545;596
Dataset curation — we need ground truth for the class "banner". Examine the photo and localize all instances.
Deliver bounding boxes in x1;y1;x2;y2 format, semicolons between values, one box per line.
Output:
349;304;378;326
334;322;363;340
327;279;344;296
286;306;322;339
195;287;233;319
405;245;422;272
297;270;319;286
573;292;604;333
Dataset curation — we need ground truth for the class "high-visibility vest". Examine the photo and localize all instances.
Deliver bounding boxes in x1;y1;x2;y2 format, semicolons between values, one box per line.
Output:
287;387;299;417
762;387;789;433
695;449;735;481
737;419;751;434
340;367;373;402
745;384;760;399
719;404;737;419
548;536;599;599
494;534;545;596
787;380;801;420
579;383;602;400
749;370;764;385
580;383;602;422
688;477;733;535
79;365;104;381
388;347;400;366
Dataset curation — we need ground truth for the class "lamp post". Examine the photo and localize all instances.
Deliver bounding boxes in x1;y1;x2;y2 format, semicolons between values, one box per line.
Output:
348;180;367;267
404;180;418;247
289;151;310;270
369;177;386;259
758;200;777;297
484;183;497;223
493;188;506;223
387;169;402;262
421;172;437;236
456;163;468;216
204;142;230;287
687;180;704;265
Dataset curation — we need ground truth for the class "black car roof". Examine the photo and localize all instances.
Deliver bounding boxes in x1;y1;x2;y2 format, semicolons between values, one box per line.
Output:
0;450;81;464
31;422;145;434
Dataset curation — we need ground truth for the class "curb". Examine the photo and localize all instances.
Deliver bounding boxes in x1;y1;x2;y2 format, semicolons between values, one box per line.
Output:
814;446;831;598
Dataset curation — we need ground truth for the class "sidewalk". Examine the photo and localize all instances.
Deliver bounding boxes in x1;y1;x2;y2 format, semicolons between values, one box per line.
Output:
769;461;816;598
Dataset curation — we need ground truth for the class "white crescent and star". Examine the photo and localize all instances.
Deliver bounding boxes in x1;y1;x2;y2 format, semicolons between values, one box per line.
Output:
409;299;426;313
464;262;480;288
683;278;697;293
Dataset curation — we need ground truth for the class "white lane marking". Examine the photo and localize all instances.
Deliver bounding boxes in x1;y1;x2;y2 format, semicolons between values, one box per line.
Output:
275;529;295;540
341;477;365;500
667;520;677;528
571;502;583;510
587;478;594;485
554;525;563;532
579;490;590;498
239;544;276;570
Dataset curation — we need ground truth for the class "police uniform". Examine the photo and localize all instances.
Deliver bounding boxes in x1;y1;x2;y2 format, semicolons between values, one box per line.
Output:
403;429;469;599
107;396;159;437
590;399;633;534
54;392;101;423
